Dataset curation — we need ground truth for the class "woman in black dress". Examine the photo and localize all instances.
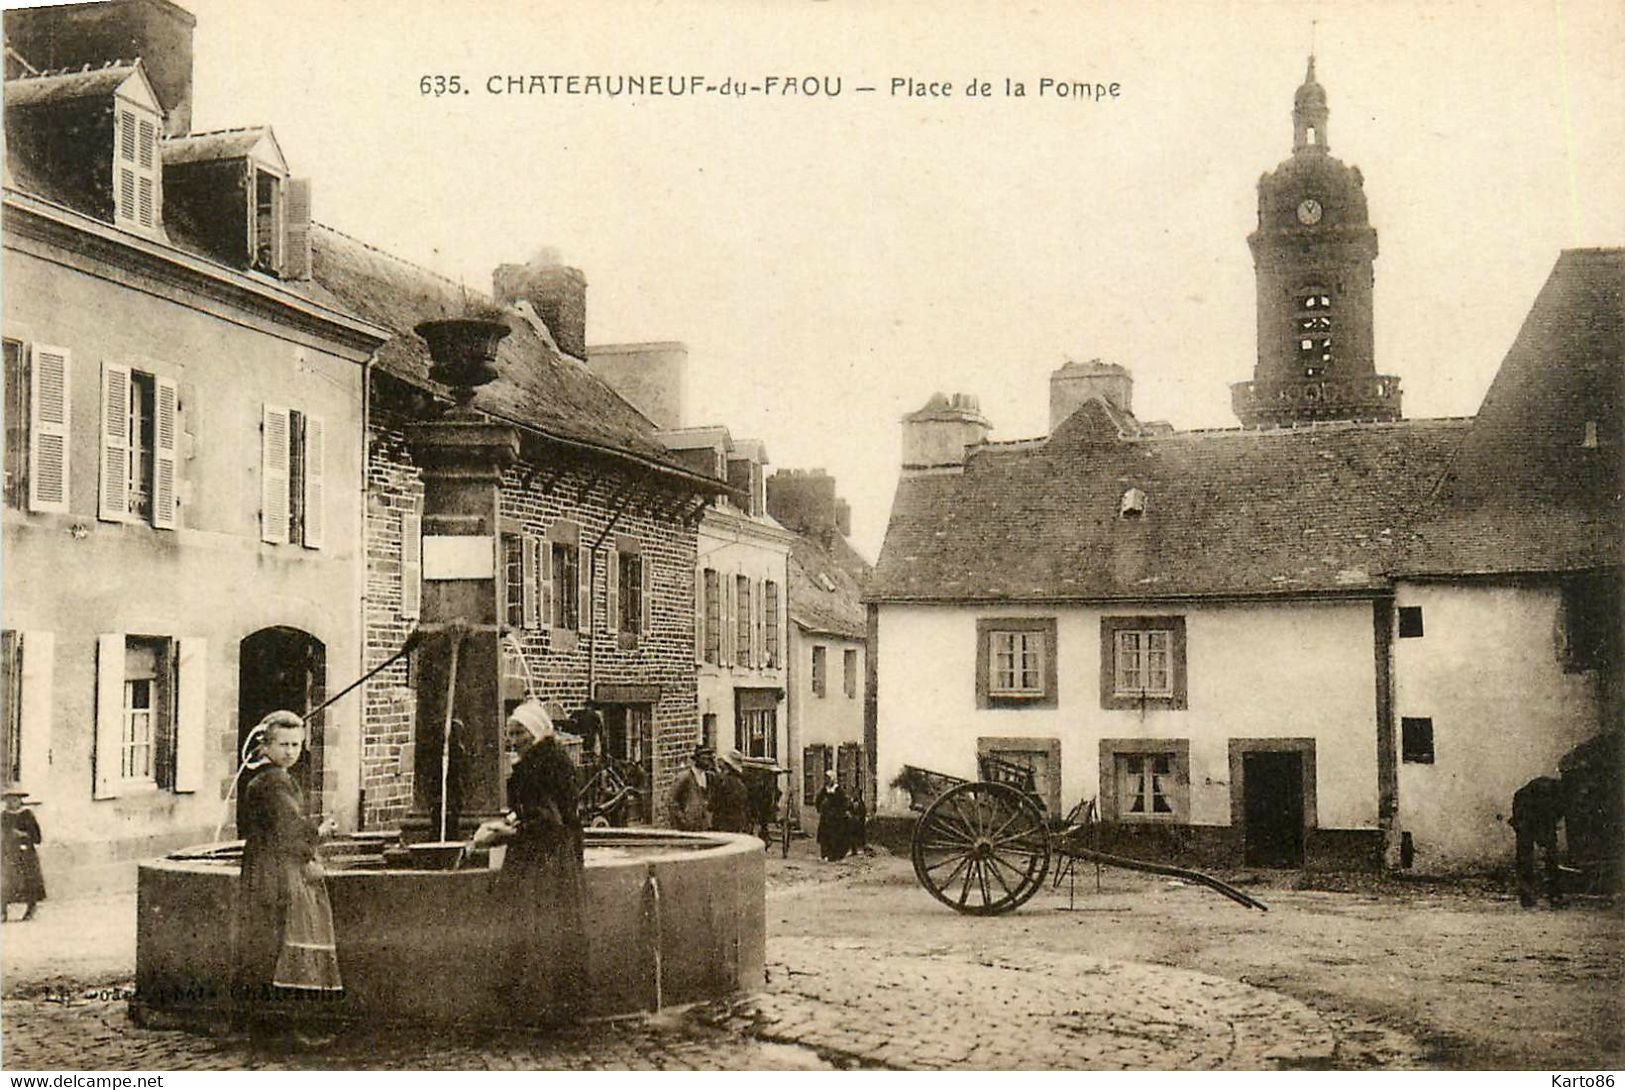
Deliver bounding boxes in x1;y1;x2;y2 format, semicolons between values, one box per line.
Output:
497;700;587;1022
2;788;45;920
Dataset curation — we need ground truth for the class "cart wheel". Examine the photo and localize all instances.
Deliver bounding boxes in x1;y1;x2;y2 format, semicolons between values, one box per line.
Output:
912;781;1050;915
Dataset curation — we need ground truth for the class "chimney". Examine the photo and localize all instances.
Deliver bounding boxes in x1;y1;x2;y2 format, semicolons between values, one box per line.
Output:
493;249;588;359
835;499;851;538
902;393;991;473
1049;359;1133;431
4;0;197;136
767;468;839;537
585;342;687;429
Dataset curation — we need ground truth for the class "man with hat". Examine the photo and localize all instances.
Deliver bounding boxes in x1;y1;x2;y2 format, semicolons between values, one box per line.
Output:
2;787;45;921
709;750;752;834
668;745;714;831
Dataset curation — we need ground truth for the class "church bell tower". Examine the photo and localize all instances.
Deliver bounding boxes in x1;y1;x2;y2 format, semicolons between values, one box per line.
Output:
1231;58;1402;427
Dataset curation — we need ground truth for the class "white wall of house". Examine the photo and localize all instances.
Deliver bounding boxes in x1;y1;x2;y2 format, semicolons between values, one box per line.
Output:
2;235;375;895
789;626;865;824
874;599;1380;831
694;510;792;762
1392;581;1603;871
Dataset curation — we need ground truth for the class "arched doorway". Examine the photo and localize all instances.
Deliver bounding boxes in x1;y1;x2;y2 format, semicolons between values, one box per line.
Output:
237;627;326;825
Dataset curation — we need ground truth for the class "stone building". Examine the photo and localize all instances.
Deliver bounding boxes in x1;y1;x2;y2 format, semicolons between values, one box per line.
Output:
866;61;1620;873
307;242;727;829
1;0;388;894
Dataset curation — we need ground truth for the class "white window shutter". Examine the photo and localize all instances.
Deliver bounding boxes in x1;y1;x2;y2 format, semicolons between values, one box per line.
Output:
577;545;592;633
641;551;653;636
282;178;313;280
301;414;324;548
173;637;206;793
541;539;555;628
755;579;765;669
694;571;705;665
98;360;131;521
260;405;291;544
400;511;422;619
18;631;54;798
151;376;179;529
94;633;125;799
722;575;734;667
520;533;539;629
27;344;70;514
607;549;620;635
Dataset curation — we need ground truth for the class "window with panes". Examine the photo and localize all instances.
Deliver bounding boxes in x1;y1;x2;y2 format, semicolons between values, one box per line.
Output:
502;533;526;629
1118;752;1176;817
1099;616;1187;710
619;552;643;635
763;580;779;667
552;542;579;630
975;618;1057;708
811;645;827;697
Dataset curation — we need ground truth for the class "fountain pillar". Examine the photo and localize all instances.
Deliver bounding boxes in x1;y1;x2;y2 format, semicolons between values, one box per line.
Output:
401;318;517;844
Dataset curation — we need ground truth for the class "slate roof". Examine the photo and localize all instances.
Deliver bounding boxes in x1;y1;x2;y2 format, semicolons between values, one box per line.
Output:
309;224;712;473
870;401;1470;602
1401;249;1623;576
790;533;870;638
162;126;281;166
3;62;139;107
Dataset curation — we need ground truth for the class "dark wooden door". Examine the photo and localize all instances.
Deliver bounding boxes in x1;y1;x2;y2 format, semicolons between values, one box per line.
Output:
1242;751;1303;867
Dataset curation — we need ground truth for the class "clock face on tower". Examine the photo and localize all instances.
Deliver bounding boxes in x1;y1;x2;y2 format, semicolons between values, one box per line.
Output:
1296;198;1323;225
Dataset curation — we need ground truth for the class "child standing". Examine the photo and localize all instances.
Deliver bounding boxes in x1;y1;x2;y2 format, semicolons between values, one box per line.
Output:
2;787;45;921
233;711;342;1040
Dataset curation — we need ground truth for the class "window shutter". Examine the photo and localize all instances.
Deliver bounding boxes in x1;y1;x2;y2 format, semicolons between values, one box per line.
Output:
301;414;324;547
260;405;291;543
282;178;313;280
27;344;70;514
541;540;555;627
641;550;653;636
99;360;132;521
755;579;765;669
137;176;154;229
400;511;422;619
94;633;124;799
150;376;179;529
578;545;592;633
606;549;620;634
694;570;705;665
18;631;54;798
722;575;734;667
520;533;539;629
119;110;136;161
173;637;206;793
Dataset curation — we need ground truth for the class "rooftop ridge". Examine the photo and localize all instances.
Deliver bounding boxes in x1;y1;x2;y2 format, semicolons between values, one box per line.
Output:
163;125;270;141
312;221;488;300
8;58;139;81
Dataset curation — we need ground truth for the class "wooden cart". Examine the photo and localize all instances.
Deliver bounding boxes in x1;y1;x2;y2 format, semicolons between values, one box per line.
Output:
897;757;1269;916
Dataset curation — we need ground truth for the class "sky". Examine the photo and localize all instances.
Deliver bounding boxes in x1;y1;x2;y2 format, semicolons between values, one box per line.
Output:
21;0;1625;558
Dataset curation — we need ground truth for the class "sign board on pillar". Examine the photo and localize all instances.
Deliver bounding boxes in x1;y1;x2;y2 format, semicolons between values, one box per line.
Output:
423;534;496;580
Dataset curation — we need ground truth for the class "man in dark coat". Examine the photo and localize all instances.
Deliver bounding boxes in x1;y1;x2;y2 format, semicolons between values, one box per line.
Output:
1511;775;1566;908
709;751;752;833
668;746;714;831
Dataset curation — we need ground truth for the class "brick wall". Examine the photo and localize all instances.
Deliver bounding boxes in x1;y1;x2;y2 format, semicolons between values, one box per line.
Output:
363;384;701;829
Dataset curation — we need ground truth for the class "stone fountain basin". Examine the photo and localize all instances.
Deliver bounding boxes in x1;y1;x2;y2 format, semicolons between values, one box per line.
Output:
133;828;765;1028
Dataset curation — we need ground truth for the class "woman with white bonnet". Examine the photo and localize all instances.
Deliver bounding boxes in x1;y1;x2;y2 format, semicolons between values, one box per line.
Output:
495;698;587;1021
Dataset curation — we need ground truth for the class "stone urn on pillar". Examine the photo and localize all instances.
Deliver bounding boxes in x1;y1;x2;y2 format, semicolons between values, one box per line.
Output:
399;314;520;853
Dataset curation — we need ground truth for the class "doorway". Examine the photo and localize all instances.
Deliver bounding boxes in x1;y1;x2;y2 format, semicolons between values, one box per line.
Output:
1241;750;1305;867
237;627;326;824
602;703;654;824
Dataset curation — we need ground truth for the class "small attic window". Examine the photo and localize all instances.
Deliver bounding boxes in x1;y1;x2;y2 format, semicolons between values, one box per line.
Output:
253;169;283;272
113;105;161;235
1119;488;1147;518
816;574;836;592
1582;421;1599;449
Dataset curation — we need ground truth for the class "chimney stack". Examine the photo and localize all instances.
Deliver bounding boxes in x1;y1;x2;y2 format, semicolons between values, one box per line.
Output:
767;468;839;538
902;393;991;473
1049;359;1133;432
493;249;588;360
4;0;197;135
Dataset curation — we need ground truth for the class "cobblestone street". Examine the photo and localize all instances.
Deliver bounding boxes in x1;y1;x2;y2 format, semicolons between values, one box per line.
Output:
2;845;1619;1070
